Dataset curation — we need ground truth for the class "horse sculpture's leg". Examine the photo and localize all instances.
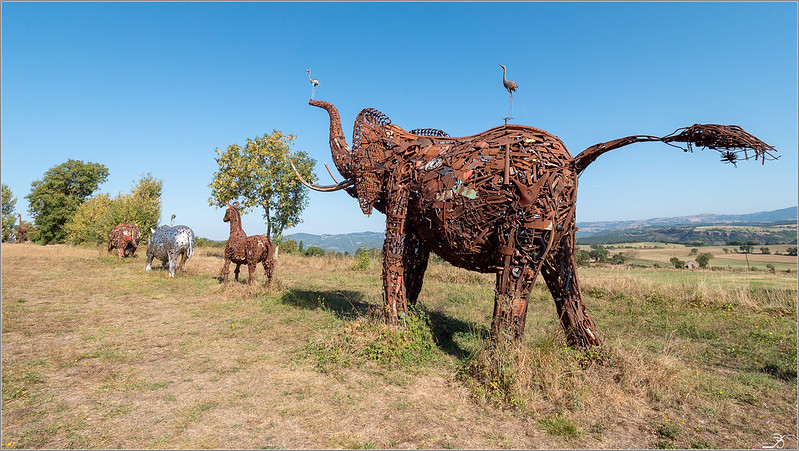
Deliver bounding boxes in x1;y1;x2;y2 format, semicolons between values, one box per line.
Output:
146;253;153;272
403;230;430;308
382;190;409;326
234;264;241;282
540;232;601;349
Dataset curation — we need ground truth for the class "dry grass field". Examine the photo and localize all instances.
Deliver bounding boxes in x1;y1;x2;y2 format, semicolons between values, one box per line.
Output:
2;242;796;449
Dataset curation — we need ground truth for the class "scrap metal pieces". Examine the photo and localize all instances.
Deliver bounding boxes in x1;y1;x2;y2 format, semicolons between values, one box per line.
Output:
108;222;141;259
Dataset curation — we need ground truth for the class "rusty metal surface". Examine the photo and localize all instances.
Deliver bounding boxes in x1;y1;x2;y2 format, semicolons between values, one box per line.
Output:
17;214;28;243
221;202;275;285
108;222;140;259
299;97;777;348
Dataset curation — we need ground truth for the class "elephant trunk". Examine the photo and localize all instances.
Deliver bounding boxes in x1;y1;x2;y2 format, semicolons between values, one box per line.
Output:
309;100;353;179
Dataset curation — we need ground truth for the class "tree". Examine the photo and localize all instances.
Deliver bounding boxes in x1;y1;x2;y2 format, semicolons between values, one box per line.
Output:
738;244;753;254
588;245;609;263
669;256;685;269
278;239;299;255
787;247;797;256
760;247;770;255
65;174;163;245
2;184;17;242
575;249;591;266
695;252;714;269
26;159;109;244
209;131;316;242
304;245;325;257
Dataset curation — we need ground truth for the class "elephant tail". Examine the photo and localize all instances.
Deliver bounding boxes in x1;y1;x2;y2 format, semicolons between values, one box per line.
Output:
572;124;778;175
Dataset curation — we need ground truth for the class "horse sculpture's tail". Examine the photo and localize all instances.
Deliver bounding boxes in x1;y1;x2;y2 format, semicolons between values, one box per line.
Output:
573;124;778;175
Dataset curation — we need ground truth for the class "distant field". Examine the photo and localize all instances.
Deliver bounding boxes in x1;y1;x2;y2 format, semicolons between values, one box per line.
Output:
579;242;798;272
2;243;796;449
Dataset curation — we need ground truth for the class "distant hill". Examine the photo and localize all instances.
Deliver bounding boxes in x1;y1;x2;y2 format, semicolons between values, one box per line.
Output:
576;206;797;237
284;207;797;252
576;206;797;246
284;231;385;254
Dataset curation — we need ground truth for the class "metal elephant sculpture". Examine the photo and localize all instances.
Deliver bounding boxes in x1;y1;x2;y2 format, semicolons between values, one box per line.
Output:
108;222;140;259
146;224;195;278
293;98;776;349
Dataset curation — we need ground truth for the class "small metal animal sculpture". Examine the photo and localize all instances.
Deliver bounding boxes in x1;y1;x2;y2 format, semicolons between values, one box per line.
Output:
108;220;141;259
17;214;28;243
293;96;777;349
499;64;518;120
306;69;320;100
221;202;276;285
145;223;195;277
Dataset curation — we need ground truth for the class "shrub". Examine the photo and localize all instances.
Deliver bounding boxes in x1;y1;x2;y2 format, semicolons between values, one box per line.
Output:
304;245;325;257
669;257;685;269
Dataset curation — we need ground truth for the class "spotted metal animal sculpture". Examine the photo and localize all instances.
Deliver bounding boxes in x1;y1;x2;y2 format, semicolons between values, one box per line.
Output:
145;223;195;277
293;97;777;349
221;202;276;285
108;221;140;259
17;214;28;243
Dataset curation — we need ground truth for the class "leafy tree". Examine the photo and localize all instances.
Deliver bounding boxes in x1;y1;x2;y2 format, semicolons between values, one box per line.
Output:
738;244;753;254
588;245;609;263
669;256;685;269
575;249;591;266
26;159;109;244
2;184;18;242
298;240;304;253
610;252;627;265
787;247;797;256
304;245;325;257
65;174;162;245
689;248;699;255
278;239;298;254
722;248;729;254
695;252;714;269
209;131;316;242
760;247;770;255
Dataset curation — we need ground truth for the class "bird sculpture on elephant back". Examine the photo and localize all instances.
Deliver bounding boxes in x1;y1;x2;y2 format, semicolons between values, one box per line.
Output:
291;88;777;349
108;219;141;259
221;202;276;286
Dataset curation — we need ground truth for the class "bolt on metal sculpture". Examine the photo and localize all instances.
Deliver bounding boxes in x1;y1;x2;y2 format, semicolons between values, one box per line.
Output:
221;202;276;285
292;82;777;349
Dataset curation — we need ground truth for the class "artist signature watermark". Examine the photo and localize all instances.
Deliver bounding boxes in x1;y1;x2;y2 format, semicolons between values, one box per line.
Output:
761;433;794;449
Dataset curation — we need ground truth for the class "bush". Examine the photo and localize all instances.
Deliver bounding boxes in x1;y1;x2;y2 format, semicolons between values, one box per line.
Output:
669;257;685;269
66;174;162;245
304;245;325;257
279;239;298;254
695;252;714;269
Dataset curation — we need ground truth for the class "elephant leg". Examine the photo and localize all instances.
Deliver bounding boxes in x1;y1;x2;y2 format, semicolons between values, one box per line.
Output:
540;232;601;349
489;226;547;341
403;231;430;308
381;190;409;326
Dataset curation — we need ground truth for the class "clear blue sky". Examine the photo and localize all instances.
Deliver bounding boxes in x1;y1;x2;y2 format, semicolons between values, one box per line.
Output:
2;1;796;241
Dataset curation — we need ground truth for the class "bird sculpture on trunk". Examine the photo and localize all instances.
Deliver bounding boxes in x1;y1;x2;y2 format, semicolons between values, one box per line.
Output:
306;69;320;100
499;64;518;123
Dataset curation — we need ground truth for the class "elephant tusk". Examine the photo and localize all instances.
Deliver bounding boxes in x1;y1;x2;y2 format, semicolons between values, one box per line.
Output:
289;159;355;192
324;162;340;183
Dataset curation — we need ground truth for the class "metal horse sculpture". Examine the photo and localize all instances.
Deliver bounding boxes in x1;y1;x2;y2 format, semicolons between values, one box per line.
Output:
108;220;141;259
293;97;777;349
221;202;276;286
145;222;195;278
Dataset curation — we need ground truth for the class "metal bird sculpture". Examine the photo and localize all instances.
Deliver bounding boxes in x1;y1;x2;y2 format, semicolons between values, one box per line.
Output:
499;64;518;123
306;69;320;100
